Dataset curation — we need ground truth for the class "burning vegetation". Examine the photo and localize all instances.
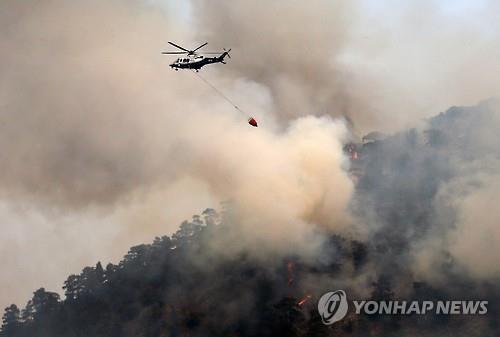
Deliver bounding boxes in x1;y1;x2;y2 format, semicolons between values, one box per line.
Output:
2;101;500;337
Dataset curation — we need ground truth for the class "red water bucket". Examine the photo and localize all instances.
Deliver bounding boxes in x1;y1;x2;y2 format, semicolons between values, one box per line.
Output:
248;117;258;127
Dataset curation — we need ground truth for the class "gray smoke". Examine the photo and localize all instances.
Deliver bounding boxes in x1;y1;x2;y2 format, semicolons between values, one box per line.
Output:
192;0;500;132
351;99;500;290
1;0;500;314
0;0;354;309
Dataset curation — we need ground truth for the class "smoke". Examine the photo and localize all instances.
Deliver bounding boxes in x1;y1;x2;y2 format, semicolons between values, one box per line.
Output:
191;0;356;122
351;100;500;291
411;100;500;283
178;115;354;257
192;0;500;133
443;171;500;279
0;0;198;307
1;0;500;315
0;0;353;309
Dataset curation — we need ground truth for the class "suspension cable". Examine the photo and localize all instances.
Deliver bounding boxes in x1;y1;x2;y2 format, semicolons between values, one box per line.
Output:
191;70;258;127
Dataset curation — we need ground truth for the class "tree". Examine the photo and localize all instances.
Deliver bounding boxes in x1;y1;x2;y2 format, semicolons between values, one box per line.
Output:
95;262;105;283
29;288;60;320
63;274;82;301
20;300;34;323
1;304;20;336
202;208;219;227
171;219;204;247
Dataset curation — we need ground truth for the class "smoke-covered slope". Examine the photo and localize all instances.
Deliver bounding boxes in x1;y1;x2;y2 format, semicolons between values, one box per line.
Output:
2;101;500;337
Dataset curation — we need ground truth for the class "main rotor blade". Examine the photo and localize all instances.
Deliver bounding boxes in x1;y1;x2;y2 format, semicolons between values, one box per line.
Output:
201;52;223;54
161;51;187;54
192;42;208;52
168;41;190;52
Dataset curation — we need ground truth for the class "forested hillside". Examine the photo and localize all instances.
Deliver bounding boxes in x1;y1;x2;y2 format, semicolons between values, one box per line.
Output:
3;101;500;337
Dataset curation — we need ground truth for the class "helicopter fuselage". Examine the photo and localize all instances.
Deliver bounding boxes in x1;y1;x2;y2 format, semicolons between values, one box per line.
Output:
169;52;229;71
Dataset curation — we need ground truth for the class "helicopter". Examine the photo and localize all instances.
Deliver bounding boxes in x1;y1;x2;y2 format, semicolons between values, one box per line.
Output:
162;42;231;71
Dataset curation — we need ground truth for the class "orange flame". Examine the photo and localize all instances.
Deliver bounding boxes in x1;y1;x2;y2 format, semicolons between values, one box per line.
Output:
297;294;312;306
287;261;294;285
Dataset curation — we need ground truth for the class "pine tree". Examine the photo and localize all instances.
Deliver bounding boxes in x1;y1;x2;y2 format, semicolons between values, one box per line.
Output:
1;304;20;336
